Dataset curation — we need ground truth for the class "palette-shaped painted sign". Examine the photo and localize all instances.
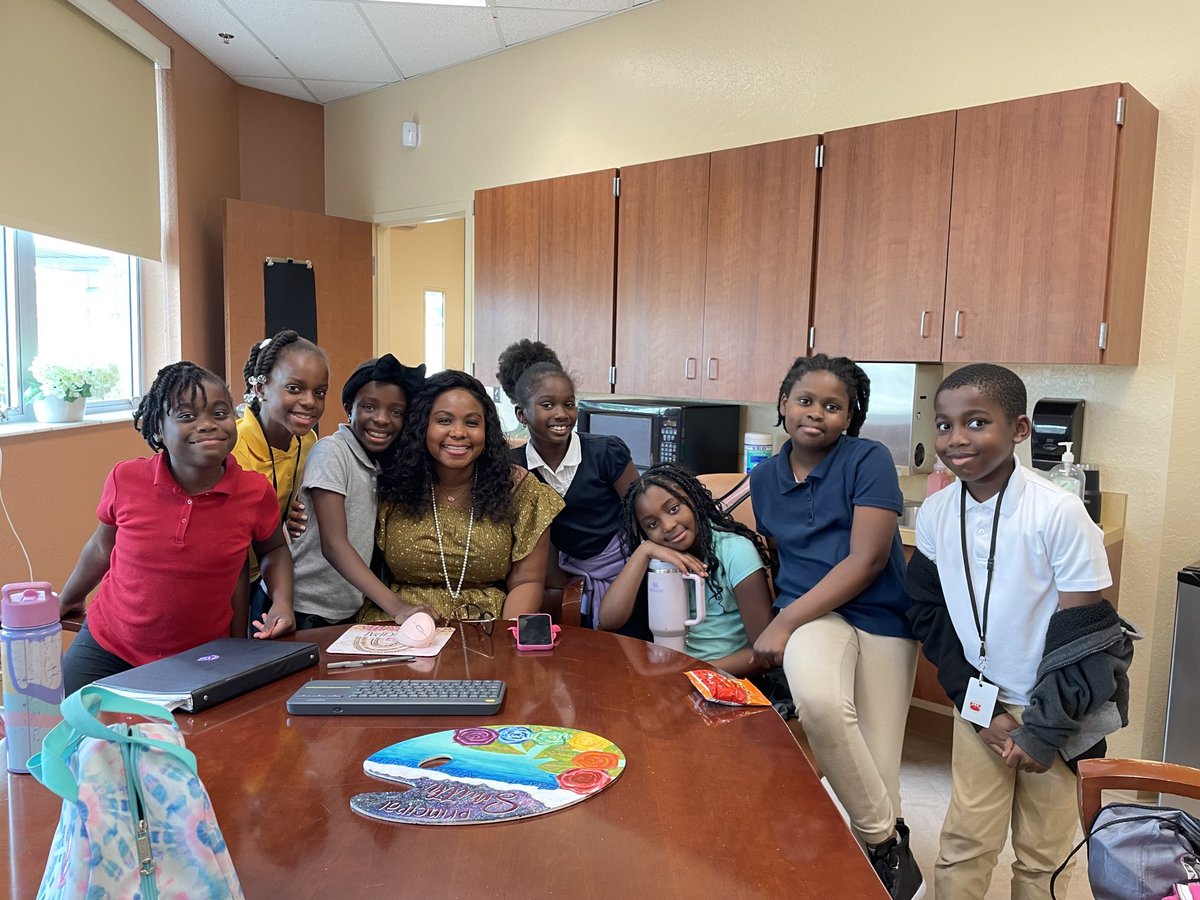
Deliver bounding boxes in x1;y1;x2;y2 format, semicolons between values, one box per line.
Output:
351;724;625;825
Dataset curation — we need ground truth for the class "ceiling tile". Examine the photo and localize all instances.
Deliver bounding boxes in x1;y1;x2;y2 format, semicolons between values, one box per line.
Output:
497;0;629;10
222;0;400;82
302;79;390;103
496;7;606;46
138;0;289;78
360;4;502;78
235;76;319;103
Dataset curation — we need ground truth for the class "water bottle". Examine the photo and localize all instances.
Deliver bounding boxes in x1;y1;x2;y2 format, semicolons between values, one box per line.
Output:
646;560;706;653
2;582;64;774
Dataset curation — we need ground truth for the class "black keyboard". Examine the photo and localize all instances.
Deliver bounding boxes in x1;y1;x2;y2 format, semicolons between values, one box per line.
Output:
285;679;506;716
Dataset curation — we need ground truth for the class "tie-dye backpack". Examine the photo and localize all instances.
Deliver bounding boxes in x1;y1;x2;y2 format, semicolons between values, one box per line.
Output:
28;685;244;899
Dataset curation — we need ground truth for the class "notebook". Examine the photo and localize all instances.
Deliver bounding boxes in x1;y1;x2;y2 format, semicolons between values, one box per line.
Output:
95;638;319;712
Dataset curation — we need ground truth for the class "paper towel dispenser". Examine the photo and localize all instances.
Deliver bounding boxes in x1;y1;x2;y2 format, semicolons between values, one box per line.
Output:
857;364;941;475
1031;398;1085;471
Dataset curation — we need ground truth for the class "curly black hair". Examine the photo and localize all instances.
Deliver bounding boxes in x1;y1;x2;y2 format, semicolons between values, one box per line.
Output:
241;329;327;414
495;339;573;408
936;363;1027;422
775;353;872;436
619;464;770;605
379;370;517;523
133;362;230;453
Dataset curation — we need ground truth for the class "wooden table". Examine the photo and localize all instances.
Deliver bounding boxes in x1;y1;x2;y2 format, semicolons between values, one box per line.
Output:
4;626;886;898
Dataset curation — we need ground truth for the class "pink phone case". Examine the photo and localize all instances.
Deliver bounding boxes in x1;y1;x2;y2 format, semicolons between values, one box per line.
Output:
508;615;561;651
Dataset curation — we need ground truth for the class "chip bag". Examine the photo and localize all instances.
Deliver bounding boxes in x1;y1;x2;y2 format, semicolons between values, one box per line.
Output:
685;669;771;706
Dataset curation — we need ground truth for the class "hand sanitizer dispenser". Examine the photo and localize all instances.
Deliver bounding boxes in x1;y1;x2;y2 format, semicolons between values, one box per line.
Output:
1048;442;1086;500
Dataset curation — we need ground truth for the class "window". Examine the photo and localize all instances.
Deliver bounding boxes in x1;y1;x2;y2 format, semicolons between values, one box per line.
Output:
424;289;446;374
1;227;141;419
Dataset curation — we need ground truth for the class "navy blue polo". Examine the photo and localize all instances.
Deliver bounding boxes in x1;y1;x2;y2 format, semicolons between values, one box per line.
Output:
749;436;912;638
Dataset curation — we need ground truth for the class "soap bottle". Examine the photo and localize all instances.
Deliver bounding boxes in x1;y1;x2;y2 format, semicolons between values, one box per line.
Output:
1049;441;1086;500
926;459;954;496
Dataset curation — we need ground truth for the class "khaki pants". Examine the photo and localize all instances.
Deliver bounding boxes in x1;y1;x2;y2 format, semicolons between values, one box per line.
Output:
783;612;918;844
936;707;1079;900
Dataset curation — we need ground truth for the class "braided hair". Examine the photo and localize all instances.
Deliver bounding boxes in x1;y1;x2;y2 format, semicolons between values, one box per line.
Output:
495;339;573;408
379;370;516;523
241;329;326;413
775;353;872;436
133;362;230;453
619;464;771;604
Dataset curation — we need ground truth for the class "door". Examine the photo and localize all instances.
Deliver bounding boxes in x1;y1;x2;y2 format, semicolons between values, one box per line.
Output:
813;112;955;363
223;199;372;437
538;169;617;394
703;136;819;402
473;181;539;383
943;84;1121;363
614;154;710;398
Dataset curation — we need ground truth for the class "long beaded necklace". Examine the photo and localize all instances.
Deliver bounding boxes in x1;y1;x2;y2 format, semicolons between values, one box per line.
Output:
431;475;476;600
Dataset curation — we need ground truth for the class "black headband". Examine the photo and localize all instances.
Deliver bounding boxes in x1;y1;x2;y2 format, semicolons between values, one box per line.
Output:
341;354;426;409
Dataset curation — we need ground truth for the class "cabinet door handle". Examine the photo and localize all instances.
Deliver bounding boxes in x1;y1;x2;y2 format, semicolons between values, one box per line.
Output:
706;357;718;380
953;310;964;339
685;357;697;380
919;310;930;338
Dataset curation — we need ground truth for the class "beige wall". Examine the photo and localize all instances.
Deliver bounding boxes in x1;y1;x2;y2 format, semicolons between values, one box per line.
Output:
326;0;1200;761
380;219;466;372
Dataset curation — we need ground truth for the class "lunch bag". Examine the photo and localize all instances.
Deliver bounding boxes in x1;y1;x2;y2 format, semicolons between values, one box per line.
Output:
28;685;244;900
1051;801;1200;900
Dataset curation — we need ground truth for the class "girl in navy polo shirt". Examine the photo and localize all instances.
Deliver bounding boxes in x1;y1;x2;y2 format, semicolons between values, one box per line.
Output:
748;354;922;900
59;362;296;694
498;340;638;625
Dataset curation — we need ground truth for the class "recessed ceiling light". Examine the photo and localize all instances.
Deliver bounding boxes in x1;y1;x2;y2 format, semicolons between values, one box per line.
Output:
373;0;487;6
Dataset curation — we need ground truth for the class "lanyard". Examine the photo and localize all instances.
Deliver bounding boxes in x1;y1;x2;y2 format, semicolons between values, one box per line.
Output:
959;476;1008;668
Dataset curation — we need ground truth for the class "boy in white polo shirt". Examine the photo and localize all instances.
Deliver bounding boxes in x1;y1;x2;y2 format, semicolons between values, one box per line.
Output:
907;364;1122;900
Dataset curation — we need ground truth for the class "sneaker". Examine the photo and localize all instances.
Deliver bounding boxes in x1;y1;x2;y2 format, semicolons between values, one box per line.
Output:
868;818;927;900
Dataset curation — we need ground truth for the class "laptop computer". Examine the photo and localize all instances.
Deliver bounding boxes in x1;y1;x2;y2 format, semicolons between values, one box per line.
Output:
95;638;319;712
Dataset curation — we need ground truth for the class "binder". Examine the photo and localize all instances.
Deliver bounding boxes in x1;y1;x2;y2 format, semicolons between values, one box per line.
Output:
94;638;319;711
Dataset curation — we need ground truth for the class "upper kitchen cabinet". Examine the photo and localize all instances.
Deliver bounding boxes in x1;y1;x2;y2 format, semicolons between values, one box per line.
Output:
812;112;955;363
943;83;1158;364
615;153;710;398
473;181;539;384
473;169;618;391
537;169;618;393
703;136;820;401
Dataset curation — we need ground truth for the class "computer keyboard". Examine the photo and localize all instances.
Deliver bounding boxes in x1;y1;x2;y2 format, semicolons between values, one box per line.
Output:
285;679;506;716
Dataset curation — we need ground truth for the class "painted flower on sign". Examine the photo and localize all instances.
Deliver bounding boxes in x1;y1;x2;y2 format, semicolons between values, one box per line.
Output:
496;726;534;744
571;751;621;771
452;727;499;747
556;768;612;795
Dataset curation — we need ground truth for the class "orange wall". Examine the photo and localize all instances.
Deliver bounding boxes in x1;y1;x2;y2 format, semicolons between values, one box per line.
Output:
0;4;325;597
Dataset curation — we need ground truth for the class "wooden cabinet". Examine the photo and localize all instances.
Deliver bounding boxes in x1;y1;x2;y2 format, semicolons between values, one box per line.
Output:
614;153;710;398
943;83;1158;365
703;136;820;401
473;169;617;392
812;112;955;363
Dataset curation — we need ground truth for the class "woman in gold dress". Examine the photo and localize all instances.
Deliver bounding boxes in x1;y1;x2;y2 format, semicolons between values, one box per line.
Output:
361;370;564;622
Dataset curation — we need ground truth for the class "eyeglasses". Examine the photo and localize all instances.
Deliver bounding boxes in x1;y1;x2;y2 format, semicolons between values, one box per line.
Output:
443;602;495;637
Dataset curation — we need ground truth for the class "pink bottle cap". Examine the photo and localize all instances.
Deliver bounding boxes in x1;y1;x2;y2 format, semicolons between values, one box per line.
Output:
1;581;59;628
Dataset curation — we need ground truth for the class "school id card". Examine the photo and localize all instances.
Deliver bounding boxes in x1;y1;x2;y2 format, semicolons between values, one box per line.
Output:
961;676;999;727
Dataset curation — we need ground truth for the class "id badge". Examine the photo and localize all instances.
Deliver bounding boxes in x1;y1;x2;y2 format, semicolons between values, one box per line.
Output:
961;676;999;727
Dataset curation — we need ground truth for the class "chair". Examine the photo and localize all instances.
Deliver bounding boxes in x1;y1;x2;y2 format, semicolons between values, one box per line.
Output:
1077;757;1200;829
696;472;755;532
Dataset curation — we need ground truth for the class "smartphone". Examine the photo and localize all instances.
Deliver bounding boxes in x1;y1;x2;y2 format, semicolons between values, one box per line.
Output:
514;613;557;651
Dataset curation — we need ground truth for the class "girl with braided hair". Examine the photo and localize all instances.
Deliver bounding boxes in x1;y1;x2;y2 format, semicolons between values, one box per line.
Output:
748;353;922;899
598;464;772;676
59;362;295;694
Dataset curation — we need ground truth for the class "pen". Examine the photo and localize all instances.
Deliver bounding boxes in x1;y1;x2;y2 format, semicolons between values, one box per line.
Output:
327;656;415;669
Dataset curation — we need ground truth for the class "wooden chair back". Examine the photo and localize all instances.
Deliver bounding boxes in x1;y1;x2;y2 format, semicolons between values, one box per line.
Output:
1077;757;1200;829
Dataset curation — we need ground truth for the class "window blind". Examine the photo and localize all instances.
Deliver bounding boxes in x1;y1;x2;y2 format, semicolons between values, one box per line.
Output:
0;0;165;260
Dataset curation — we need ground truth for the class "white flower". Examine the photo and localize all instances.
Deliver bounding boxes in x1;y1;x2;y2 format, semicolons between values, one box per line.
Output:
28;357;120;403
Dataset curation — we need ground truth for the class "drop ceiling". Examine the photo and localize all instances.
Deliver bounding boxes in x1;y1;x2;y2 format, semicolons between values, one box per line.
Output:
136;0;657;105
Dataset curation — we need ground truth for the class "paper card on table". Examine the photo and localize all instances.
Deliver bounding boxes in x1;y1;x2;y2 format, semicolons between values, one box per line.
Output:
326;624;455;657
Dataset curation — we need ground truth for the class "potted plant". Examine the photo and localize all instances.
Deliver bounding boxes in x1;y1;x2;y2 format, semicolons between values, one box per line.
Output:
25;357;119;423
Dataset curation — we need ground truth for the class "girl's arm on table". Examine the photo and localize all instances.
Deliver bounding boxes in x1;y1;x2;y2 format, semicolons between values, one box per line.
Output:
311;488;425;623
252;526;296;638
596;541;707;631
503;528;552;618
754;505;896;666
59;523;116;617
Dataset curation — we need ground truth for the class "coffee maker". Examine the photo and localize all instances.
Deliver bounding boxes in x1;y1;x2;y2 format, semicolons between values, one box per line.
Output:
1031;398;1086;471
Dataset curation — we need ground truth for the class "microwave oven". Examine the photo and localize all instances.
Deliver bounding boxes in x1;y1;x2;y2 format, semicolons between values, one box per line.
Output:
575;399;740;474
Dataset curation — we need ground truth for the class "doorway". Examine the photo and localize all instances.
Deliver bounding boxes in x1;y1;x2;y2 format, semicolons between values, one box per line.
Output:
378;218;466;374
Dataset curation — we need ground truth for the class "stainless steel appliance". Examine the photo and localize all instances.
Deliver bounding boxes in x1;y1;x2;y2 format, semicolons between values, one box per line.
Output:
857;363;941;475
1163;562;1200;815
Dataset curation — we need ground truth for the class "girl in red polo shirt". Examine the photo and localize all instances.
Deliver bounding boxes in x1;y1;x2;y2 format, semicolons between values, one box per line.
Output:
59;361;296;694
